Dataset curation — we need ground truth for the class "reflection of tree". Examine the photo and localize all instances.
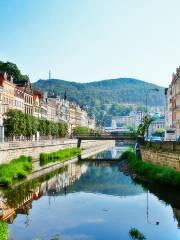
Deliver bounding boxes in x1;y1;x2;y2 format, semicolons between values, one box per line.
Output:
57;163;143;197
1;166;67;208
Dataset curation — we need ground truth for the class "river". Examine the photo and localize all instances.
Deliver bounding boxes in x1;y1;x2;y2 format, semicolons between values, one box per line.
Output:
1;142;180;240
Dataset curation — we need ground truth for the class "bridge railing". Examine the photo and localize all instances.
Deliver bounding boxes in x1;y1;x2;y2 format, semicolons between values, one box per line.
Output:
74;132;137;138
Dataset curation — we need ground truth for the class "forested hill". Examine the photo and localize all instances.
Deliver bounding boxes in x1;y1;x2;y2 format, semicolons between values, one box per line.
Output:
33;78;165;125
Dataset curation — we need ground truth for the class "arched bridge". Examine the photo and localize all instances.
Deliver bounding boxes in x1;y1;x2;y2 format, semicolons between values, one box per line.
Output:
74;133;137;147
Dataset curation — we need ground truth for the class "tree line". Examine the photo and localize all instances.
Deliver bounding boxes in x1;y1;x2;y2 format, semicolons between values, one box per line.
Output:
3;109;68;139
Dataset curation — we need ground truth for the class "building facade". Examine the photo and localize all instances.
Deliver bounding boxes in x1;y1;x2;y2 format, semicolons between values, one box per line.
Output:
165;67;180;137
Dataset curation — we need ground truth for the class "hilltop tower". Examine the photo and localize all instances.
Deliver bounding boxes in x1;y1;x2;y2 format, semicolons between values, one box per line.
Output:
49;70;51;80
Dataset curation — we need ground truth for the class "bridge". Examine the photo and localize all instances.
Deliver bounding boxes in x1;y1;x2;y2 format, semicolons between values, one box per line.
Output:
74;133;137;147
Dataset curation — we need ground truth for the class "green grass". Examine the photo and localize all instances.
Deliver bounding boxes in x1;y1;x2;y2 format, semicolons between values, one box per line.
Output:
0;156;32;186
40;147;81;166
0;221;9;240
120;150;180;187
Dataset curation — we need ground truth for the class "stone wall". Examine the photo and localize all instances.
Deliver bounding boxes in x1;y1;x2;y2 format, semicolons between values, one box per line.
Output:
141;147;180;171
0;139;115;164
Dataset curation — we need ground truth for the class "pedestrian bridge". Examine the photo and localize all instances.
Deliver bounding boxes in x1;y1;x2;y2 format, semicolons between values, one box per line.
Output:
74;133;137;147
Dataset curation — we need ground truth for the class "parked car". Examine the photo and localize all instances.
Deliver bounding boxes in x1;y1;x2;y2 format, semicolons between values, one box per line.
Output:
150;136;163;142
144;136;151;142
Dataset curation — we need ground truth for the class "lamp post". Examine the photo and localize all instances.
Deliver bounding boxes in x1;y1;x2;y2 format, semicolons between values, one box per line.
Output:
145;88;159;137
145;88;159;113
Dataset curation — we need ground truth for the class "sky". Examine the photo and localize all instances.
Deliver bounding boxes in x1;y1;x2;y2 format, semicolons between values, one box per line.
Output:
0;0;180;86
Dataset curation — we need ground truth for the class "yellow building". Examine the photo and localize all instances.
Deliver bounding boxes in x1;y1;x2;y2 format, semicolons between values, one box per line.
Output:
0;72;15;115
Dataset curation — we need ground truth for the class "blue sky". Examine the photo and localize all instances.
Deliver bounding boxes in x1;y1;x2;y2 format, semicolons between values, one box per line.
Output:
0;0;180;86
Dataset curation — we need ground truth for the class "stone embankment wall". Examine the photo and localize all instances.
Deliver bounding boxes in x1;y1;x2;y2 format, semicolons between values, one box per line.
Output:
29;140;115;181
0;139;115;164
141;142;180;171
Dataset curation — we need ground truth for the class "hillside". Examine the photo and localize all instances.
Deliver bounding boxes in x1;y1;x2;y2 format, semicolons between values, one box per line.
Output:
33;78;165;125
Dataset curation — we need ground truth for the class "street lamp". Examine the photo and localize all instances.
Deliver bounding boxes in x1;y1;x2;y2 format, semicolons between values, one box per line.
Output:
145;88;159;113
145;88;159;137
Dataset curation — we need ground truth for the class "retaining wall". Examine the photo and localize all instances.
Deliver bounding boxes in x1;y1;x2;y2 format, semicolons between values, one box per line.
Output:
141;147;180;171
0;139;115;164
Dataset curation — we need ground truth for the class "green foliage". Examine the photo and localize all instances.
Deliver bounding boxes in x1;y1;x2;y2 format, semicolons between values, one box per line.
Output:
3;109;68;138
73;126;94;135
0;60;29;83
129;228;146;240
33;78;165;125
0;156;32;186
137;115;152;136
40;147;81;166
0;221;9;240
120;151;180;187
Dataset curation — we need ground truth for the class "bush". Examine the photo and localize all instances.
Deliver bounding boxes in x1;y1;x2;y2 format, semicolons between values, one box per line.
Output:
0;221;9;240
73;126;94;135
120;150;180;187
0;156;32;186
40;147;81;166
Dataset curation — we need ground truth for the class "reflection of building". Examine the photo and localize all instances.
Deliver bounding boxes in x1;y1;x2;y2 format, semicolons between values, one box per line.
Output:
0;162;88;224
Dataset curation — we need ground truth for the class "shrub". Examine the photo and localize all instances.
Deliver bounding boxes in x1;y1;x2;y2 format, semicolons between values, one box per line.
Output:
120;150;180;187
0;221;9;240
40;147;81;166
0;156;32;186
73;126;94;135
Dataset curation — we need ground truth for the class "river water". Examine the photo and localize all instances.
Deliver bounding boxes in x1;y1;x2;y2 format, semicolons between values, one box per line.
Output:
1;143;180;240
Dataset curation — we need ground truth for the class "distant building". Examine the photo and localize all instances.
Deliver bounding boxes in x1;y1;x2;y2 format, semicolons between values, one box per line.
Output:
148;118;165;135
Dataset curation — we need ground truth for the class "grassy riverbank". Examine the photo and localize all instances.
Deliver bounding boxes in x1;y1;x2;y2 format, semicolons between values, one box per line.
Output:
120;150;180;187
0;156;32;186
40;147;81;166
0;221;9;240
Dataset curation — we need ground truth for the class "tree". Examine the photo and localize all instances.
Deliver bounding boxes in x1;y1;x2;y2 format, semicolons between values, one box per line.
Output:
0;61;29;82
137;115;152;136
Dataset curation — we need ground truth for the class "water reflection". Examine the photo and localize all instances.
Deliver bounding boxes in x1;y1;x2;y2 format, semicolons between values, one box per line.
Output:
94;142;132;159
0;147;179;239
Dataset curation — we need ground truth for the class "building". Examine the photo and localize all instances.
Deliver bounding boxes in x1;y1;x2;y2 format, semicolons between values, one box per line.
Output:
165;67;180;137
57;98;70;123
17;80;33;115
14;87;24;112
75;105;82;126
0;72;15;115
88;117;96;130
47;101;58;122
148;118;165;135
80;109;89;127
69;103;76;132
33;91;42;119
0;86;3;142
0;86;3;126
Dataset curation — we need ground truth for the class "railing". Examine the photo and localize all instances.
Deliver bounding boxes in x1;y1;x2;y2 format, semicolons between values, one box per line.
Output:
74;132;137;139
